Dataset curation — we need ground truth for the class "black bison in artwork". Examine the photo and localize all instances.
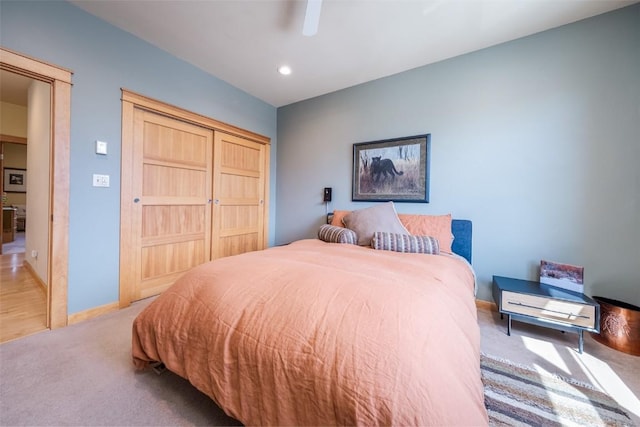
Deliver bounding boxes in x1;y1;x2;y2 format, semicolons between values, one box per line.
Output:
370;156;404;181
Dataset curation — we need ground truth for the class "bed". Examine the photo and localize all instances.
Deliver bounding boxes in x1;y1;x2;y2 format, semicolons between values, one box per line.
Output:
132;205;488;426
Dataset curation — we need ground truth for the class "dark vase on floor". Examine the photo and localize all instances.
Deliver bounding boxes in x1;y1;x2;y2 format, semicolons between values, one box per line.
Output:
591;296;640;356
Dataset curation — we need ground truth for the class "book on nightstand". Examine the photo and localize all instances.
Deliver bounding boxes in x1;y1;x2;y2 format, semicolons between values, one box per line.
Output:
539;260;584;293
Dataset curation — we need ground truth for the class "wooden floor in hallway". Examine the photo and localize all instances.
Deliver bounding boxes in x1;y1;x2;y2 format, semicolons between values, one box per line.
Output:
0;252;47;343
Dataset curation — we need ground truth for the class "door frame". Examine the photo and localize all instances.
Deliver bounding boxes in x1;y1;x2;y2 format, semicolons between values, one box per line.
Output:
0;47;72;329
119;89;270;308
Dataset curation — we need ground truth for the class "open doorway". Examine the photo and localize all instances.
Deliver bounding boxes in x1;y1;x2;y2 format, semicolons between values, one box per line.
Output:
1;71;48;342
1;71;30;257
2;142;27;255
0;47;72;339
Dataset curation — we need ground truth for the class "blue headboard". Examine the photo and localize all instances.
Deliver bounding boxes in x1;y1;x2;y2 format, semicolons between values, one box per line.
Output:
451;219;472;264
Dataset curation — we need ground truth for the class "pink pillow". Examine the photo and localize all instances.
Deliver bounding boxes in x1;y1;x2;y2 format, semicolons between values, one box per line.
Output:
330;210;351;228
397;213;453;253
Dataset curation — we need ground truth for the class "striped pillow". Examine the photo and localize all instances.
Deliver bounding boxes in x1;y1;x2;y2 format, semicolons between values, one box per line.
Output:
318;224;358;244
371;232;440;254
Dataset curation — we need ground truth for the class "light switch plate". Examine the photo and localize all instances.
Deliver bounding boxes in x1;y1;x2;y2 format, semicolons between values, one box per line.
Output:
96;140;108;155
93;174;110;187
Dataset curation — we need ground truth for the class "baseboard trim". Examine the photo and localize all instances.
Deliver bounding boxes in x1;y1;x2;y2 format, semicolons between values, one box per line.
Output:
476;299;498;312
22;260;47;295
68;302;119;325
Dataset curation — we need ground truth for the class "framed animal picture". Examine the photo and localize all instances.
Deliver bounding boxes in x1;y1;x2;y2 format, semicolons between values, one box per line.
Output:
352;134;430;202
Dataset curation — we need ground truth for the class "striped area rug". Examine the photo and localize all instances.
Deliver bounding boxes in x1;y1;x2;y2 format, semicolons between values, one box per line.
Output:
481;353;633;426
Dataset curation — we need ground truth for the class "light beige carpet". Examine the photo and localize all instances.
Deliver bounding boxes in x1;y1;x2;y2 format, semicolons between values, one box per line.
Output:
0;298;239;426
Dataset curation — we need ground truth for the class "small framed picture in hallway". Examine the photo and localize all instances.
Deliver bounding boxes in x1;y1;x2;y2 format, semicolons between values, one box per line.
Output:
3;168;27;193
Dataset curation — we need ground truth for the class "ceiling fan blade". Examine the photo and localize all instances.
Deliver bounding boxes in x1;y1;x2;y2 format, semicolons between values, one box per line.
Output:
303;0;322;36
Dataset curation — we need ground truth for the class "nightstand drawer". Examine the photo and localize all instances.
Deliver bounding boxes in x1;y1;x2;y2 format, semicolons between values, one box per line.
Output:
502;290;596;329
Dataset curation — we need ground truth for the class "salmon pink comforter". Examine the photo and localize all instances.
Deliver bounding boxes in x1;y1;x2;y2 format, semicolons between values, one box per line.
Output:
132;239;488;426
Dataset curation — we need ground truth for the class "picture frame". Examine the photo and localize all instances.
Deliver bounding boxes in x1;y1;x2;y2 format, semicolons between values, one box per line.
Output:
539;259;584;293
3;168;27;193
352;134;430;202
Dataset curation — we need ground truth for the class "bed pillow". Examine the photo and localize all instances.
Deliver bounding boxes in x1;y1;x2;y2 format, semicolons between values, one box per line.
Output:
371;232;440;254
342;202;408;246
397;213;453;253
317;224;358;244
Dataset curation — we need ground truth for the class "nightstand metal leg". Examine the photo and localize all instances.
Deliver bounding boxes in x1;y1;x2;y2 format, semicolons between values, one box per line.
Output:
507;314;511;336
578;330;584;354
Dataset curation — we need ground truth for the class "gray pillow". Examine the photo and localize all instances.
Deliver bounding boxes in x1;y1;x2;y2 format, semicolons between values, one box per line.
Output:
342;202;408;246
317;224;358;244
371;232;440;254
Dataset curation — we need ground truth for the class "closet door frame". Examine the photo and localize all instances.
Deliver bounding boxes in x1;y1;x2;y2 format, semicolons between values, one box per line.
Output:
119;89;270;307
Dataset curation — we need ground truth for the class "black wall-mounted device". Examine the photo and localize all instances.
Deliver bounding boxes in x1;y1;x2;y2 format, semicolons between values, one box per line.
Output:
323;187;332;202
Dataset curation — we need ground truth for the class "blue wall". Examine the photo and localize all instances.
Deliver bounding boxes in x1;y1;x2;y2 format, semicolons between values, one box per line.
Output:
2;1;638;312
277;5;640;304
1;1;278;314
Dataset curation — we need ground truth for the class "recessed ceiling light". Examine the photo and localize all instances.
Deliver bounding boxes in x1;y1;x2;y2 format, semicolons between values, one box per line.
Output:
278;65;292;76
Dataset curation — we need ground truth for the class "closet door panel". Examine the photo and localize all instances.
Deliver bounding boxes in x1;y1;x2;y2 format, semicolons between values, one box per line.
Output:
219;234;259;257
212;132;267;259
129;110;213;301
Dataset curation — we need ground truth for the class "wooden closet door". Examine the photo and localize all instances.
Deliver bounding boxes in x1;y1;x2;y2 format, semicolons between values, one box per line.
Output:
211;132;268;259
125;109;213;302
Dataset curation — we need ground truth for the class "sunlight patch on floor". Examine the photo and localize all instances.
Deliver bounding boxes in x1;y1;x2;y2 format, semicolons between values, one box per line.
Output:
521;335;571;375
569;350;640;419
522;338;624;427
567;349;604;390
519;334;640;420
542;382;603;427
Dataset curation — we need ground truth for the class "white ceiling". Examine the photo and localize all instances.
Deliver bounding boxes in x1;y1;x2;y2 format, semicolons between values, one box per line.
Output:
0;71;33;106
10;1;640;108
